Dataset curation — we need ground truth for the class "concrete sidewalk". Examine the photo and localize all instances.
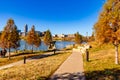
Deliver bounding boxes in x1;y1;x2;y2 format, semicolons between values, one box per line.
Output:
50;49;85;80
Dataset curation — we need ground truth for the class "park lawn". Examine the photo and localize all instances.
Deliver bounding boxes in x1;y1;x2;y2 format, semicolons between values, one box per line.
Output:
84;43;120;80
0;51;45;66
0;52;71;80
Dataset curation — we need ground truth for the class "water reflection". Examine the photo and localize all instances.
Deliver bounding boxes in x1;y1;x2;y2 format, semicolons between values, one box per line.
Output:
0;40;74;52
18;40;74;51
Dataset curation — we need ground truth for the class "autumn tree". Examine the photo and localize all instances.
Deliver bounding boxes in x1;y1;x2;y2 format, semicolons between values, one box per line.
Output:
43;30;53;45
0;19;20;59
25;25;41;53
94;0;120;64
74;32;82;44
10;26;20;53
88;32;95;42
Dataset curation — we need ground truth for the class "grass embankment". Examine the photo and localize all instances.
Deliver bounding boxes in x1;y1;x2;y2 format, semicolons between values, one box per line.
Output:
84;42;120;80
0;51;71;80
0;51;45;66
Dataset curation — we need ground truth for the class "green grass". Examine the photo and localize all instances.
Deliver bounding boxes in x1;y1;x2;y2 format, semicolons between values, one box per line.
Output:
84;43;120;80
0;52;71;80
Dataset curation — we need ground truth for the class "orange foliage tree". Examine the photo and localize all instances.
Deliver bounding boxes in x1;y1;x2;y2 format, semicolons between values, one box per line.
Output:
94;0;120;64
43;30;52;46
25;25;41;53
74;32;82;44
0;19;20;59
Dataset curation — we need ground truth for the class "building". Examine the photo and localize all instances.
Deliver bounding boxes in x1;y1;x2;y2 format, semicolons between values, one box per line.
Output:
17;30;21;35
67;34;75;38
57;34;66;38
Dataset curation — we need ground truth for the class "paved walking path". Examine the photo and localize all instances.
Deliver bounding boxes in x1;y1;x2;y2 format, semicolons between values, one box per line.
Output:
0;50;85;80
49;48;85;80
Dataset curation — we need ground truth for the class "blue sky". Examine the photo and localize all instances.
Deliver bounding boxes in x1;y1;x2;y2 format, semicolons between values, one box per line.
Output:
0;0;105;36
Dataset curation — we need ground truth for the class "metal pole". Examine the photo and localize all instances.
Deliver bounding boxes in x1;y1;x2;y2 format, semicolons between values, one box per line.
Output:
24;56;26;64
86;49;89;62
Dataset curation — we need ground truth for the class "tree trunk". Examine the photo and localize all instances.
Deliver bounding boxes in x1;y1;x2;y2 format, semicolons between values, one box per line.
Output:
32;45;33;53
115;45;119;64
8;48;10;60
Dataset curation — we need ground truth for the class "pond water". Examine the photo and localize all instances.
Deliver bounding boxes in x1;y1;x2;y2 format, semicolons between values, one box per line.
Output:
15;40;75;51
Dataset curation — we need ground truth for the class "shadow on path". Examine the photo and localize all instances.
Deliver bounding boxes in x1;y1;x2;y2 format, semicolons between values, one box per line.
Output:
47;72;85;80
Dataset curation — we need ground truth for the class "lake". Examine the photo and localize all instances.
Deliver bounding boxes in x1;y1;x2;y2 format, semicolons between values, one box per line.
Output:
17;40;74;51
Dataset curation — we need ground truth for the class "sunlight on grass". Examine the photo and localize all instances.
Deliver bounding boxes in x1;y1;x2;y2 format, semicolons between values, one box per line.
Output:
84;43;120;80
0;51;44;66
0;52;71;80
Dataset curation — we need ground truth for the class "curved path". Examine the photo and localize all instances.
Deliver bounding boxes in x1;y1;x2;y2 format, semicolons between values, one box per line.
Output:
49;49;85;80
0;50;85;80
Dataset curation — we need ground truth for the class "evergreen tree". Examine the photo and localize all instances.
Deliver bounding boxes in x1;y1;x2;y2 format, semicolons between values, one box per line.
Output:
74;32;82;44
43;30;52;45
94;0;120;64
0;19;20;59
26;25;41;53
